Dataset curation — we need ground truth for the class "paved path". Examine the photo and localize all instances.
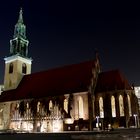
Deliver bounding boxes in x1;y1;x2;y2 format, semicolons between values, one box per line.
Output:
0;128;140;140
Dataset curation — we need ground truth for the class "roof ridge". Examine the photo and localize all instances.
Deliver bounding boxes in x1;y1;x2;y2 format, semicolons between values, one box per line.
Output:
29;59;95;76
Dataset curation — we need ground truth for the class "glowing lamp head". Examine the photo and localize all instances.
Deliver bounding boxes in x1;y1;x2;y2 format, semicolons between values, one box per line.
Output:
64;118;74;124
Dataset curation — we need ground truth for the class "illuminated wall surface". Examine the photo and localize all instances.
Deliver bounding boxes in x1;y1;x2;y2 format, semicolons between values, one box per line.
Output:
134;87;140;98
134;87;140;108
9;101;65;132
0;85;4;95
0;92;88;132
10;119;63;132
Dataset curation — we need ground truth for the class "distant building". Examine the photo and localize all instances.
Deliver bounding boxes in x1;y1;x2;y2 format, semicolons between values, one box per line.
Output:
0;85;4;95
0;8;139;132
134;87;140;109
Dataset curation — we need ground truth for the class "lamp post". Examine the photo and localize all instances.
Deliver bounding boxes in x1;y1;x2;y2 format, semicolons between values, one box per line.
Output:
133;114;137;128
64;118;74;131
96;116;99;130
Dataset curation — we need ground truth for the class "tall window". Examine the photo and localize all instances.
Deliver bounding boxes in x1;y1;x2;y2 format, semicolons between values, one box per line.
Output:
64;99;68;113
111;96;116;117
16;103;19;120
37;102;40;112
9;63;13;73
22;63;27;74
127;95;132;116
119;95;124;116
99;97;104;118
78;96;83;118
49;100;53;111
27;102;29;109
23;45;27;56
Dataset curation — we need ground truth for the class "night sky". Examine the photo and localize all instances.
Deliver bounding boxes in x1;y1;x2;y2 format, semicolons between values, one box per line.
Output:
0;1;140;85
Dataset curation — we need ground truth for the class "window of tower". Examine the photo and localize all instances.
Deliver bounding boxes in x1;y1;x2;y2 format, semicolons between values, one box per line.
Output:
23;44;27;56
9;63;13;73
22;63;27;74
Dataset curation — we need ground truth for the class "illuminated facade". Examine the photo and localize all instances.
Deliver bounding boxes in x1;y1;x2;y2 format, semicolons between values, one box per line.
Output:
134;87;140;108
95;72;139;129
0;9;139;132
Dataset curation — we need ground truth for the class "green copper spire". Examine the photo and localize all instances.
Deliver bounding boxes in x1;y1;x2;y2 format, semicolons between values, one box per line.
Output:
10;8;29;57
18;8;23;23
14;8;26;39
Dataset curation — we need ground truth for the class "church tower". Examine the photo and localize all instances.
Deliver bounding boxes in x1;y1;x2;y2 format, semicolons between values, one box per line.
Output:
4;8;32;90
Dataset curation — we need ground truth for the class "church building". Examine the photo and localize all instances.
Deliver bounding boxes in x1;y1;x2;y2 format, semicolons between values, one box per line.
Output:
0;9;139;132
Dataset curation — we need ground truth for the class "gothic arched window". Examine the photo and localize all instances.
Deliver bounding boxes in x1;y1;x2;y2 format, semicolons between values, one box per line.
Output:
26;102;29;109
111;96;116;117
127;95;132;116
64;99;68;113
119;95;124;116
78;96;84;119
99;97;104;118
37;102;40;113
22;63;27;74
49;100;53;111
23;45;27;56
9;63;13;73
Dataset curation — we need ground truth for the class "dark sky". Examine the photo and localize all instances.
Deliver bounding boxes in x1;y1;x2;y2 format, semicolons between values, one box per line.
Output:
0;1;140;85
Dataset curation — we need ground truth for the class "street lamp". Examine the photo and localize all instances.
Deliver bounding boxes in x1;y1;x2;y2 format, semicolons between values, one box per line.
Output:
64;118;74;131
133;114;137;128
96;116;99;129
64;118;74;124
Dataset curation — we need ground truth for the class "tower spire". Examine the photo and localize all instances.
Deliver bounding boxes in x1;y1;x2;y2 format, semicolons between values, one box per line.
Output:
14;8;26;39
18;8;23;23
10;8;29;57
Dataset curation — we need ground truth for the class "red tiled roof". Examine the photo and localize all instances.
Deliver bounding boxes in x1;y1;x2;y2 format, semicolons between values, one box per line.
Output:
0;60;95;102
0;62;133;102
95;69;132;93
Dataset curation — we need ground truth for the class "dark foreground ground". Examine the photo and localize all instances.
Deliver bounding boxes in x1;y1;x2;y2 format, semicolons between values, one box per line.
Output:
0;128;140;140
